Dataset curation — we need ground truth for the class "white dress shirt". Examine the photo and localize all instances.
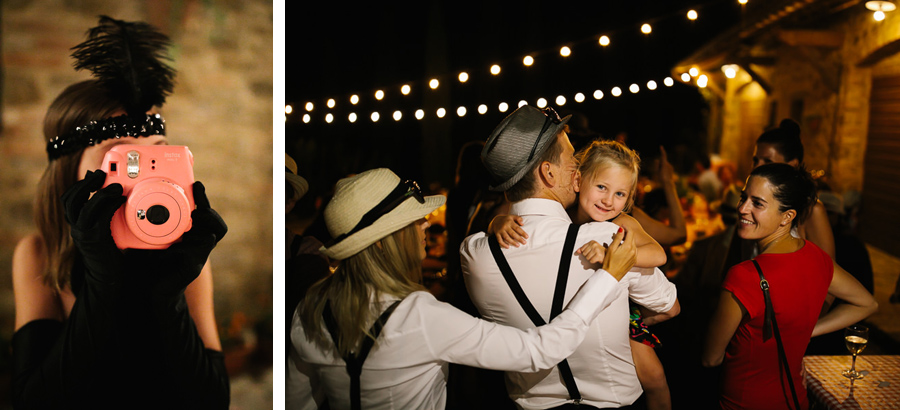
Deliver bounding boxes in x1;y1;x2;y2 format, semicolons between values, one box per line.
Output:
460;198;678;409
288;260;623;410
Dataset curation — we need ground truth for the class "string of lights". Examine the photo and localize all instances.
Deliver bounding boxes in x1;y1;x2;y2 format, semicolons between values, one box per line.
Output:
286;0;743;125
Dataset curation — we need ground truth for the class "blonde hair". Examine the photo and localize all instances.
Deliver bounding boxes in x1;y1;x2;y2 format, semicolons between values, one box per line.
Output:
299;223;425;358
36;80;123;290
577;139;641;213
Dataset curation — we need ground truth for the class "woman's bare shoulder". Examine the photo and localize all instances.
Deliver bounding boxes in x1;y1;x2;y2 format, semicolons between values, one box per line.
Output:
13;233;64;330
13;233;46;277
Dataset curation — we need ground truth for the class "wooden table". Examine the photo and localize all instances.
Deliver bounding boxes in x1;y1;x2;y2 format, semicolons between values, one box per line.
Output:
804;355;900;409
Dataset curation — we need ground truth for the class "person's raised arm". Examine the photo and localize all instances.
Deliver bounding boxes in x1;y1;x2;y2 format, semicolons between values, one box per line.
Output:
811;261;877;337
631;146;687;247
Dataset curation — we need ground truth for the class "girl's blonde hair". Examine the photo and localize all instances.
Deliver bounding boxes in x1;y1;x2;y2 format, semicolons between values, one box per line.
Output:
576;139;641;213
37;80;123;290
299;222;425;358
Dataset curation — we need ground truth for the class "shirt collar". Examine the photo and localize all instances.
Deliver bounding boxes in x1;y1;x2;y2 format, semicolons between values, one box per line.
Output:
509;198;572;221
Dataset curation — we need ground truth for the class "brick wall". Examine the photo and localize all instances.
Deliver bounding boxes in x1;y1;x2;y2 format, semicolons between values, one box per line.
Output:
0;0;273;355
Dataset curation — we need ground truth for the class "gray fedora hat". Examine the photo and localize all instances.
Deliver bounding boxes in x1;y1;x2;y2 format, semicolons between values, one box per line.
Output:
481;105;571;192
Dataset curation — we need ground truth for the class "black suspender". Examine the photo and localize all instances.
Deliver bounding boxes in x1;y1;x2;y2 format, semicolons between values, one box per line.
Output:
323;299;401;410
488;223;583;404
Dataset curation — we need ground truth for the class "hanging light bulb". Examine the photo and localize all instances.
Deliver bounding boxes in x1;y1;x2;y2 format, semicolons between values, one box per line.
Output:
459;72;469;83
575;93;585;103
350;95;359;105
687;10;698;20
327;99;335;108
523;55;534;66
303;114;311;123
536;98;548;108
593;90;604;100
517;100;528;108
641;24;652;34
348;113;357;123
681;73;692;82
478;104;488;114
599;35;610;46
556;95;567;106
499;102;509;112
664;77;675;87
611;87;622;97
305;102;314;111
375;90;385;100
689;67;700;77
393;111;402;121
698;75;709;88
560;46;571;57
457;106;467;117
325;113;334;123
429;79;439;89
491;65;501;75
436;108;446;118
401;84;411;95
647;80;658;90
285;105;293;114
629;84;640;93
415;109;425;120
371;112;380;122
722;64;739;79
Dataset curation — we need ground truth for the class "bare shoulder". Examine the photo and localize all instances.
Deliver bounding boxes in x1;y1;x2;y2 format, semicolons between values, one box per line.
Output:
12;233;64;330
13;233;46;281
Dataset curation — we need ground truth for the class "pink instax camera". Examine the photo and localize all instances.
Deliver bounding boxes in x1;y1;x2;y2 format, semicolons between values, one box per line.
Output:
101;145;195;249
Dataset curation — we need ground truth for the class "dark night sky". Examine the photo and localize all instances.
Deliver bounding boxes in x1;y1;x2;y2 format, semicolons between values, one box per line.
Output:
286;0;744;191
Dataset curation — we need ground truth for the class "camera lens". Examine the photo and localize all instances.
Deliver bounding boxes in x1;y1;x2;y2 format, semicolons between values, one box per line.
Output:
145;205;170;225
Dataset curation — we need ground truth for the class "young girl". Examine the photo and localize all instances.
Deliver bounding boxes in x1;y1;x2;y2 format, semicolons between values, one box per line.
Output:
491;139;676;410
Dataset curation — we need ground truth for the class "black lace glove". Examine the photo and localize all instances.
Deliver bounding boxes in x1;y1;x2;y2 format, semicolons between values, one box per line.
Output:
61;169;127;286
129;181;227;313
128;181;230;408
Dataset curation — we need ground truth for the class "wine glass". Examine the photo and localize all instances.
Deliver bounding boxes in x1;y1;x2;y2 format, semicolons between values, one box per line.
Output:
842;324;869;379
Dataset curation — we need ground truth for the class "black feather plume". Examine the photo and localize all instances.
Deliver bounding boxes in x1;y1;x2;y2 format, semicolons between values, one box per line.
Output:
70;16;176;118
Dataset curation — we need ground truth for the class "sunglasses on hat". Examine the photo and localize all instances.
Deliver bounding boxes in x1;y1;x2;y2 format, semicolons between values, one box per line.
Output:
324;179;425;247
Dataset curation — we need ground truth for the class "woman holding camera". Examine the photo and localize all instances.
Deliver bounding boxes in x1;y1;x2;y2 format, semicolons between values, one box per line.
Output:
10;17;229;408
702;163;876;410
288;168;638;410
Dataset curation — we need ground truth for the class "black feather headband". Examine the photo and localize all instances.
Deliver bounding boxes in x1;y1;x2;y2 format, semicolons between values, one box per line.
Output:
47;16;176;160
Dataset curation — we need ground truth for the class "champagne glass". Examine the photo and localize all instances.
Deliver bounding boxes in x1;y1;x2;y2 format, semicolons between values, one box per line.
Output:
842;324;869;379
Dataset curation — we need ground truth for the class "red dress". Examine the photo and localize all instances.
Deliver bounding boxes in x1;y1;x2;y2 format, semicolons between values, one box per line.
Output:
720;241;833;410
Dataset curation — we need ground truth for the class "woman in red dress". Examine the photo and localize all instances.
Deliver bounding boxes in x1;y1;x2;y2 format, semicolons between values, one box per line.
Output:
702;163;877;410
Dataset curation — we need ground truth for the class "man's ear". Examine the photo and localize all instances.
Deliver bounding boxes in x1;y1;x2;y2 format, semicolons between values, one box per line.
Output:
780;209;797;226
539;160;555;187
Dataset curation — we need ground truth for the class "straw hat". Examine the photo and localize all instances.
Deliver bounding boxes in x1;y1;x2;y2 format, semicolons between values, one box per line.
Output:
481;105;571;191
319;168;445;260
285;153;309;200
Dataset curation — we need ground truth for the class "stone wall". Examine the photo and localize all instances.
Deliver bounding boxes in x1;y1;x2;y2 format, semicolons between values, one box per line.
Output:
0;0;273;366
715;6;900;194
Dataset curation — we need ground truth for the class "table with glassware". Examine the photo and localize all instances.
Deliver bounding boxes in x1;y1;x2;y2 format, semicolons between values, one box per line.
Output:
803;355;900;409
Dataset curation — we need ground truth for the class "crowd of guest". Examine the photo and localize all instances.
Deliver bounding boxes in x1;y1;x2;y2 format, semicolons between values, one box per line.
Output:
285;110;885;410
